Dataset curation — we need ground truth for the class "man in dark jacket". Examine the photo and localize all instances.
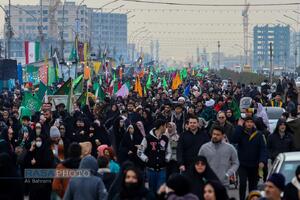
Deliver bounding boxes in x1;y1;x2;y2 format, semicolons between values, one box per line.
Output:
210;111;235;142
137;119;171;193
267;119;295;162
177;115;210;172
232;117;267;200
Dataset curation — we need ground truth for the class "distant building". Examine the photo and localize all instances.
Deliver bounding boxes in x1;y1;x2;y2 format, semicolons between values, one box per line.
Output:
211;52;224;69
253;25;290;72
91;12;127;61
4;0;127;63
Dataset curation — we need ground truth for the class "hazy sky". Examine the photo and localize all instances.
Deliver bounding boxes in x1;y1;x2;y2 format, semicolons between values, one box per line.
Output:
1;0;300;60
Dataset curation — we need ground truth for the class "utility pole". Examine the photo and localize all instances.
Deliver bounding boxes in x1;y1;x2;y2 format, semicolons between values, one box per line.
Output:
132;44;134;63
0;42;2;58
156;40;159;64
60;0;66;62
7;0;12;59
39;0;43;60
295;48;298;75
242;0;249;72
270;42;273;84
217;41;220;70
150;40;154;61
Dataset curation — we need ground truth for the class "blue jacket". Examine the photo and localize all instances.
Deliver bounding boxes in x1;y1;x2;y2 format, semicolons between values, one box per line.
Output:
232;126;267;167
64;156;108;200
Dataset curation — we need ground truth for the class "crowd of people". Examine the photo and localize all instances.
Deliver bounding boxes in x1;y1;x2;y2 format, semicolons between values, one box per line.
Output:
0;71;300;200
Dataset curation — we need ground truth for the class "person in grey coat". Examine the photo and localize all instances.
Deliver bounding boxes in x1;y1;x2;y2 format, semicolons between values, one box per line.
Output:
198;126;239;186
64;155;108;200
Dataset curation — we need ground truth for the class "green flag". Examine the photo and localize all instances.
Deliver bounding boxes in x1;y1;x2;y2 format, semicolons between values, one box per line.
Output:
19;106;32;120
146;73;152;89
229;99;241;120
54;78;72;95
73;74;83;87
203;67;209;72
113;72;116;82
21;92;42;113
144;86;147;96
98;87;105;101
125;81;131;90
73;74;84;94
180;68;187;80
67;79;74;112
48;66;56;86
162;77;168;90
26;65;38;73
94;83;105;101
37;82;47;100
68;45;77;61
93;82;100;92
77;91;87;105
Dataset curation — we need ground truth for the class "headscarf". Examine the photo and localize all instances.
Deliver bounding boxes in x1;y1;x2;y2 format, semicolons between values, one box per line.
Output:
79;142;92;158
256;103;269;130
97;144;109;157
119;166;149;199
136;121;146;137
204;180;230;200
190;156;220;182
166;122;179;142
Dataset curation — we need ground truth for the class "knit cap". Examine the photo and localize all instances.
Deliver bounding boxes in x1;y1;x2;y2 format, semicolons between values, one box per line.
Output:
267;173;285;191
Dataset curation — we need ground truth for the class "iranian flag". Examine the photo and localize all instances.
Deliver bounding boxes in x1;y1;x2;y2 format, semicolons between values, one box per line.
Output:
24;41;40;64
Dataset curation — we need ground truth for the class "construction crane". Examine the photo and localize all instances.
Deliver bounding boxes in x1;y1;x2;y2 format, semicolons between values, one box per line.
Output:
48;0;61;50
242;0;249;71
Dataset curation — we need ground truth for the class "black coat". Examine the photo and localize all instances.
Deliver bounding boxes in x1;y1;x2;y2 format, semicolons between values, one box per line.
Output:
177;129;210;167
267;132;295;161
98;169;116;191
119;131;143;166
89;125;111;157
108;117;126;158
232;126;267;167
0;153;24;200
284;181;300;200
24;139;55;200
112;188;155;200
184;156;220;200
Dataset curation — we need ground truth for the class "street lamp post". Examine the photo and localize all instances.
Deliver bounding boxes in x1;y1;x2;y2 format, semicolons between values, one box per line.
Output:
276;20;298;74
127;15;135;20
282;15;300;74
132;30;150;58
217;41;220;70
59;0;67;62
2;4;45;59
1;0;12;59
75;0;86;45
108;4;125;56
92;0;120;59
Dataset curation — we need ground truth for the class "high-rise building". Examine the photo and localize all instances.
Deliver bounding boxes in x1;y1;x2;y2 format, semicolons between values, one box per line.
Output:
91;12;127;60
4;1;127;63
253;25;290;72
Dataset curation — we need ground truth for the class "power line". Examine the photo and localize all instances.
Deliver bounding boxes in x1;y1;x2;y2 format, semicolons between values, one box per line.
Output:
93;7;295;13
128;22;284;26
122;0;300;7
140;31;244;34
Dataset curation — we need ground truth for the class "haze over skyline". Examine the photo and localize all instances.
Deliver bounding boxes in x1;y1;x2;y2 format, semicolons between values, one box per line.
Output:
0;0;299;61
